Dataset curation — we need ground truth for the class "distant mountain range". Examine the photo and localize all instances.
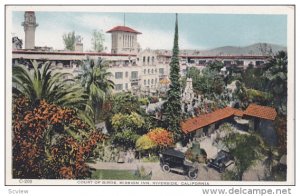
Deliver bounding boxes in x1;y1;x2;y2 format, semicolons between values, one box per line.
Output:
156;43;287;56
203;43;287;56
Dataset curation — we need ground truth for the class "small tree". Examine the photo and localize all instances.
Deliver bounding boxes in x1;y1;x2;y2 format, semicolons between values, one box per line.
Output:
207;61;224;72
77;57;114;123
63;31;76;51
111;112;144;132
275;114;287;154
111;112;145;148
91;29;105;52
111;93;142;115
223;133;262;180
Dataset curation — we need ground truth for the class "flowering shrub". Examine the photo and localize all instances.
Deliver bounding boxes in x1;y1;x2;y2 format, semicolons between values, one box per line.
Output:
12;97;106;179
136;135;157;151
135;128;173;153
146;128;174;148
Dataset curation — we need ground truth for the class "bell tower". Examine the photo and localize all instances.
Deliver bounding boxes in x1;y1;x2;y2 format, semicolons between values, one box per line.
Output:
107;26;141;55
22;11;38;49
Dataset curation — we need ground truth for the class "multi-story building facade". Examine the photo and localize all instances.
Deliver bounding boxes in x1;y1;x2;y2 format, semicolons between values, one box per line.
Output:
12;11;269;96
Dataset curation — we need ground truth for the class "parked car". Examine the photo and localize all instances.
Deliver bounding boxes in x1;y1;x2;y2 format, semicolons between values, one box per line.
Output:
207;150;234;173
159;149;199;179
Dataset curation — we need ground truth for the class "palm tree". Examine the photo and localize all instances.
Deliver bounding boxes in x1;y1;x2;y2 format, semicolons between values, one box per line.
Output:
258;138;279;180
264;51;287;115
12;60;95;127
13;60;88;108
77;57;114;122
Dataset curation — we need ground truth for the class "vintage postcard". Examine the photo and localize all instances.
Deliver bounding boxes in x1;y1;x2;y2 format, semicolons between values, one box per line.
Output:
5;5;295;186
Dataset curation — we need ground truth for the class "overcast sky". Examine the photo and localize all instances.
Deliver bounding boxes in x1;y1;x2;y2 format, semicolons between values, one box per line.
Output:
12;11;287;51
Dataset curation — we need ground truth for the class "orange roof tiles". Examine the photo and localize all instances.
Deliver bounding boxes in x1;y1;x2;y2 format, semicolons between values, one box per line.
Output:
107;26;141;34
231;107;244;117
181;104;277;134
181;107;243;134
244;104;277;121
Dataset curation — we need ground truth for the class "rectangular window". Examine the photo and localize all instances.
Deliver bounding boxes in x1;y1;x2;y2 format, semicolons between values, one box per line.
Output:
125;72;128;78
236;60;244;66
131;71;138;79
255;61;264;66
115;84;123;91
125;83;128;89
224;61;232;66
144;80;146;85
159;68;164;75
115;72;123;79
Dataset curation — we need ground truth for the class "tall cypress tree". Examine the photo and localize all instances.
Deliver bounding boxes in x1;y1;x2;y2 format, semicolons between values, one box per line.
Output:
164;14;182;140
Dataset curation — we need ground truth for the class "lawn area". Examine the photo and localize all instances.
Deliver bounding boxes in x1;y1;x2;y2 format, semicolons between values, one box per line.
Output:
91;169;151;180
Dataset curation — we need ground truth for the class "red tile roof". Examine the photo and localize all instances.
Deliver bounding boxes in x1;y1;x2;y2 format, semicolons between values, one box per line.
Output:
181;107;243;134
244;104;277;121
107;26;141;34
12;50;136;57
231;107;244;117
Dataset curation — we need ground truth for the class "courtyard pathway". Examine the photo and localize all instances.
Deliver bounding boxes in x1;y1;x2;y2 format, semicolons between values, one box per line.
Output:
87;161;223;181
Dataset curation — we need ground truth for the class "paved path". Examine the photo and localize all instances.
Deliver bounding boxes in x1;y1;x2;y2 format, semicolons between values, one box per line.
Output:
88;161;222;181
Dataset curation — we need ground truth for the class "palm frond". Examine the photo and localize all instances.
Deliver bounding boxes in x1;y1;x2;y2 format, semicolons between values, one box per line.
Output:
77;111;95;129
